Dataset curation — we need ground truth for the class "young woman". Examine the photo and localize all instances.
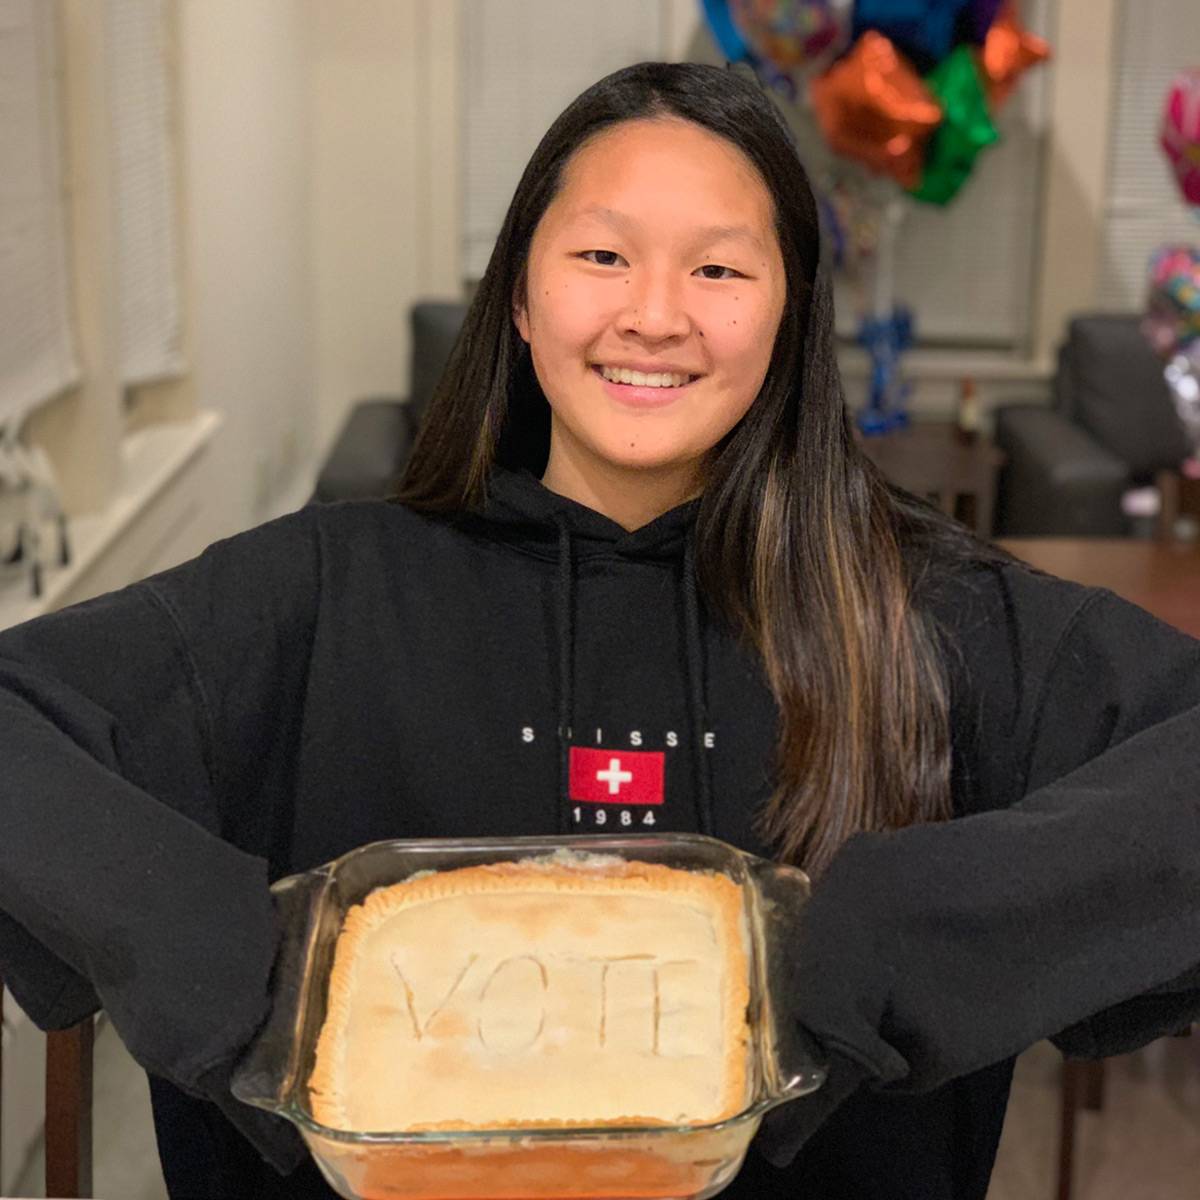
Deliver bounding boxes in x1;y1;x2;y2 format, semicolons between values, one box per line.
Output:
0;61;1197;1200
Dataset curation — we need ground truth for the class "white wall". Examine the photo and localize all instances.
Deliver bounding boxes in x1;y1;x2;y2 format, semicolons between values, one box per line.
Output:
310;1;419;459
308;0;461;462
177;0;463;529
178;0;317;537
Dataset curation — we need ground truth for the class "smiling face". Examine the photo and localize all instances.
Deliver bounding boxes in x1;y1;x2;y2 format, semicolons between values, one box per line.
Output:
513;117;788;526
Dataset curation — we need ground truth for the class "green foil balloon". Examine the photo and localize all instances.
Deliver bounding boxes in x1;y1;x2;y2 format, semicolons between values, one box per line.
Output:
910;45;999;205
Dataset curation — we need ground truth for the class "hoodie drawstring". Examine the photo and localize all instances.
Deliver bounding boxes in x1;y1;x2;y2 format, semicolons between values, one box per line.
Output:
554;516;575;834
551;515;715;838
682;536;716;837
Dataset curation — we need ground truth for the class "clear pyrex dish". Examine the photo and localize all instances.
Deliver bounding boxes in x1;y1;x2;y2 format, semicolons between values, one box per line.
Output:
231;834;826;1200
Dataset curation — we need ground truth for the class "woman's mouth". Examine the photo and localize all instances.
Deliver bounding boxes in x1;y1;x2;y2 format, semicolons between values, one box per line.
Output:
591;364;700;409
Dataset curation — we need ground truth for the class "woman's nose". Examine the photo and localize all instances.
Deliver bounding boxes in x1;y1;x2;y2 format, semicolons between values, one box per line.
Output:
619;271;691;341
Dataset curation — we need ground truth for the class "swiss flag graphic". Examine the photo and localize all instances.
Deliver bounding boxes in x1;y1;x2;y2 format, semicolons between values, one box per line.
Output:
569;746;665;806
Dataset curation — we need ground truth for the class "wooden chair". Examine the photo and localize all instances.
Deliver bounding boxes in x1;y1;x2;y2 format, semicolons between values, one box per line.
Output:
0;979;95;1198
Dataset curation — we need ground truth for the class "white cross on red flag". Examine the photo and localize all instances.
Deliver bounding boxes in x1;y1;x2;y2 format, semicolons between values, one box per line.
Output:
568;746;665;805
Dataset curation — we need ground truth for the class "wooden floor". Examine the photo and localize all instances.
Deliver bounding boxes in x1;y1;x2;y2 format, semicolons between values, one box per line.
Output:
988;1038;1200;1200
12;1030;1200;1199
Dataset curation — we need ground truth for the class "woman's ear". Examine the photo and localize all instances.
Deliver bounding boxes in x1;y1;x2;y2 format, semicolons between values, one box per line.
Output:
513;299;530;344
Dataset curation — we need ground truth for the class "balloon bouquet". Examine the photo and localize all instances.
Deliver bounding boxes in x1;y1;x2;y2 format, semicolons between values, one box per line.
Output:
701;0;1050;433
1144;69;1200;473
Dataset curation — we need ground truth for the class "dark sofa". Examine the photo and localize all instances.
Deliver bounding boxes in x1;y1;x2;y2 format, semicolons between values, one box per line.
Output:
992;314;1190;537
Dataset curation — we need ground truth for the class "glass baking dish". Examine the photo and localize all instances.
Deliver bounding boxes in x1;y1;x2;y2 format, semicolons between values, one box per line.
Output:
231;834;826;1200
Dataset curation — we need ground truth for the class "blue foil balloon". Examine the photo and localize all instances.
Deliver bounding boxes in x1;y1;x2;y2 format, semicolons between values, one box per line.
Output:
853;0;972;70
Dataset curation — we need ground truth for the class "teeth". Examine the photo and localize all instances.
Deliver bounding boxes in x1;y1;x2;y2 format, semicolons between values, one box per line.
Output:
599;365;691;388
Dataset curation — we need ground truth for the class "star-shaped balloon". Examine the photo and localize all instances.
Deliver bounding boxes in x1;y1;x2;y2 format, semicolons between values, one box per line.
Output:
810;32;943;188
978;1;1051;110
910;45;1000;205
853;0;972;71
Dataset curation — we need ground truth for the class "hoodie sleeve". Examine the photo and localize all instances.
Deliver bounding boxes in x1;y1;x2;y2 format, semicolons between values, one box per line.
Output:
0;506;323;1169
763;579;1200;1159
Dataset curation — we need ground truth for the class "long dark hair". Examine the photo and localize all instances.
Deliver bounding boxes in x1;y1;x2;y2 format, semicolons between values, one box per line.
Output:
398;61;998;876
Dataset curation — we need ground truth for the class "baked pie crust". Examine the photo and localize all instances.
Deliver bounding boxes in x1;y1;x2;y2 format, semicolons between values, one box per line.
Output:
308;857;751;1132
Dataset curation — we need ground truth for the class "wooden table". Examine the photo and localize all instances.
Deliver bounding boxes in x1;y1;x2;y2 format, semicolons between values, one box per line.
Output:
999;537;1200;639
859;422;1006;537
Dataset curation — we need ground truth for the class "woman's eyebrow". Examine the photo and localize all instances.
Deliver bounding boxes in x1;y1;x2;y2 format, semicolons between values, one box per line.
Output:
571;204;765;253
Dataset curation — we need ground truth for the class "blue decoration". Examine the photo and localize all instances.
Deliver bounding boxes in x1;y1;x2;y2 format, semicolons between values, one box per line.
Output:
852;0;972;70
701;0;751;63
700;1;800;101
856;308;914;436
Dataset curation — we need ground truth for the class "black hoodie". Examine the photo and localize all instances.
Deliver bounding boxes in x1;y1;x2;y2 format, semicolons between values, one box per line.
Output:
0;467;1198;1199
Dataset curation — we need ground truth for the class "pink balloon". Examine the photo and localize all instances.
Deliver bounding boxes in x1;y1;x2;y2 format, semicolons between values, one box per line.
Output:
1160;68;1200;207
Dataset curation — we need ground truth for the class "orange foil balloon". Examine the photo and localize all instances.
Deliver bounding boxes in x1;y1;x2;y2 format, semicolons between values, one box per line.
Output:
979;1;1051;109
810;31;943;189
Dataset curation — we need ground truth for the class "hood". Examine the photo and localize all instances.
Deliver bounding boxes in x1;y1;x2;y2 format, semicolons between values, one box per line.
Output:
479;466;701;562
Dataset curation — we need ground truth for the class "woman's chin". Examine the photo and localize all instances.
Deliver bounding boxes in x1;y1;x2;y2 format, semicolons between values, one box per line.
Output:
595;446;700;477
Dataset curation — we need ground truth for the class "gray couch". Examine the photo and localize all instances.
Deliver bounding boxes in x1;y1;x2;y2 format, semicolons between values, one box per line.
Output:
992;314;1190;537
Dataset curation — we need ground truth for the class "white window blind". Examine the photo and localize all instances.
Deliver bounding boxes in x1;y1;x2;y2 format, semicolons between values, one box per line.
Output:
0;0;79;428
106;0;184;386
463;0;666;281
1095;0;1200;312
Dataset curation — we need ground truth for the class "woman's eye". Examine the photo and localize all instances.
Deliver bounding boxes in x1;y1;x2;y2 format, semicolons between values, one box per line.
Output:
580;249;625;267
577;251;742;280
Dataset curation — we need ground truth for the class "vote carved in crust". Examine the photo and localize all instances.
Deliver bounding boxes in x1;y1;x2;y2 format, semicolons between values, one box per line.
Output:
388;952;704;1055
